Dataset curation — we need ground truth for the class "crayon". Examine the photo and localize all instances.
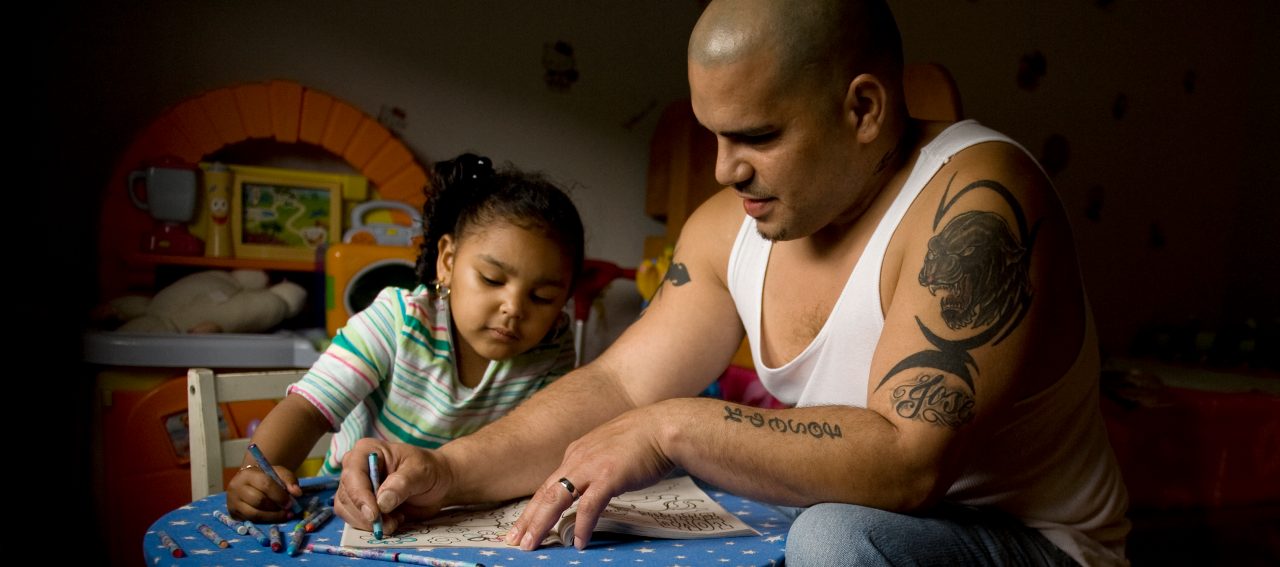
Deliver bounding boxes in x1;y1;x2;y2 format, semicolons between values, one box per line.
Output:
246;443;303;515
211;509;244;534
305;507;335;532
268;523;283;552
368;452;384;540
286;521;306;556
157;530;185;558
306;543;485;567
244;521;270;547
303;495;321;520
303;476;341;492
197;523;230;548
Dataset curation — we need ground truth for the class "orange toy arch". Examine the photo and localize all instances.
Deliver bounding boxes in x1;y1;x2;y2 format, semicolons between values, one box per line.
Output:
98;80;430;299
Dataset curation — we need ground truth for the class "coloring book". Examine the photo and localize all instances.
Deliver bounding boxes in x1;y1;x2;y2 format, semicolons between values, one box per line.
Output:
340;476;758;548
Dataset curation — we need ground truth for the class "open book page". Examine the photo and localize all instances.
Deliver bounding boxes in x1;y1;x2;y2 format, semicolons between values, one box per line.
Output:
340;476;759;548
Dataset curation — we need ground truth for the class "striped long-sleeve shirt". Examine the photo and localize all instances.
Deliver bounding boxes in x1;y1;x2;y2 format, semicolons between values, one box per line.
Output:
289;285;574;474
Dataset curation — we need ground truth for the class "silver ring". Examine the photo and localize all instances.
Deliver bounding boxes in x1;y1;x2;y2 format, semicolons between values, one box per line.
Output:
557;477;577;499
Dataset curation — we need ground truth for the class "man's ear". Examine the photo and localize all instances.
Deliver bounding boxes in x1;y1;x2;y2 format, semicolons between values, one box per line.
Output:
435;234;457;285
843;73;887;144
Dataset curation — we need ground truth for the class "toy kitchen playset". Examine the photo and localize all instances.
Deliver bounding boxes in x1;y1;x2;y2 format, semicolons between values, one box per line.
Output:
85;80;431;567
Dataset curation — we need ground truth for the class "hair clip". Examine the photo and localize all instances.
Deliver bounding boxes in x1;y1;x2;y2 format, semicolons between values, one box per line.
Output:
438;153;494;185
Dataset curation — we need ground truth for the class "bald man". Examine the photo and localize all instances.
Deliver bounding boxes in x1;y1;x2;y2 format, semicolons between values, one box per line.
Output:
333;1;1129;565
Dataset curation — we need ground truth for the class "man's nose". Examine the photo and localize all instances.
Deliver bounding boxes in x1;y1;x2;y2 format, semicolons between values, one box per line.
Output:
715;141;753;188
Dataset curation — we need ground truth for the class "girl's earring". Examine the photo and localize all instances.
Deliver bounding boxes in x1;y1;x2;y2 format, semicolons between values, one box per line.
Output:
433;281;451;300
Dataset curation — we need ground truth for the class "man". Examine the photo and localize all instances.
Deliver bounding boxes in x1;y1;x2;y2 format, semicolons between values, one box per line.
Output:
333;1;1130;564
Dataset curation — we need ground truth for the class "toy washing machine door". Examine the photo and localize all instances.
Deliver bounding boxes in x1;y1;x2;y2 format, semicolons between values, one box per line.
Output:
325;243;419;336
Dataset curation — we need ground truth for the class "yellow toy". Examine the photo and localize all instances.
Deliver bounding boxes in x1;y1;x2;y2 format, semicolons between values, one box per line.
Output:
635;245;674;303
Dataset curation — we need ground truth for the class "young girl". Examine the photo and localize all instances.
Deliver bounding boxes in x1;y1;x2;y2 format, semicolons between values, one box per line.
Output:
227;154;585;521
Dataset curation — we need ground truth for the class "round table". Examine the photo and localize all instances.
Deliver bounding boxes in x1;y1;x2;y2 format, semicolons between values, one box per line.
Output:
144;477;792;566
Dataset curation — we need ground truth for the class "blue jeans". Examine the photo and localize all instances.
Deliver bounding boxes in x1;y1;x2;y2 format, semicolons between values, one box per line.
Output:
782;502;1079;566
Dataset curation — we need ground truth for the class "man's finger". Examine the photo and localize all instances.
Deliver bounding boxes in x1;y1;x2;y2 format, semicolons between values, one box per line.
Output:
512;476;579;550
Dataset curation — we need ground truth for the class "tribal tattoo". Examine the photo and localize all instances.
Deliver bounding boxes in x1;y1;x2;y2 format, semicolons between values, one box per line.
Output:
875;173;1040;429
649;254;691;306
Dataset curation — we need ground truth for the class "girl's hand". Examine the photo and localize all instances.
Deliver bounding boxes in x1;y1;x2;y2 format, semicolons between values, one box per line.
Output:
334;438;455;535
225;465;303;522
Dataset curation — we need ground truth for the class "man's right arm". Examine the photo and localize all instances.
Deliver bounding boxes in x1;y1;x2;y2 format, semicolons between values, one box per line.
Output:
338;189;749;526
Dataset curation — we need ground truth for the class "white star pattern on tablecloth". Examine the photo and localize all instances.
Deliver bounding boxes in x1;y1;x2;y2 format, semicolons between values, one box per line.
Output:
169;520;191;526
190;549;216;556
637;547;655;553
480;550;498;556
764;535;784;543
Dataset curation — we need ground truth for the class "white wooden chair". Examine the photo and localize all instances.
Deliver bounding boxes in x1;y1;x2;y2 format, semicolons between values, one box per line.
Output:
187;367;333;500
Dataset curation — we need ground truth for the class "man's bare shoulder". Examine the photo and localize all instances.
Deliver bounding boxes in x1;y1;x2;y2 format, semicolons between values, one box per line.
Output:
678;188;748;271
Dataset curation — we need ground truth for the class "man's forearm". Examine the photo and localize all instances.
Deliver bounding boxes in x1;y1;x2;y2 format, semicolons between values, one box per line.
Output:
659;397;936;511
440;364;637;505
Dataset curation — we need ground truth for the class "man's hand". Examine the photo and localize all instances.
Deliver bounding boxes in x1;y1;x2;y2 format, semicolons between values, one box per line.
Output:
506;405;676;550
333;438;455;535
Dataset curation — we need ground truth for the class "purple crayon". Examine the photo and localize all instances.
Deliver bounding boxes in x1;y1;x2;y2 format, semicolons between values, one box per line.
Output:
157;530;185;558
197;523;230;548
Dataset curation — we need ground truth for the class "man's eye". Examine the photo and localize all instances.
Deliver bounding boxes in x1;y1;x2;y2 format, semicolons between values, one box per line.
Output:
531;295;556;305
481;276;502;286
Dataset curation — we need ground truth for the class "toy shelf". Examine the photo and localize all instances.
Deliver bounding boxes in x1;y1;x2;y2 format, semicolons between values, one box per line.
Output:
124;252;320;273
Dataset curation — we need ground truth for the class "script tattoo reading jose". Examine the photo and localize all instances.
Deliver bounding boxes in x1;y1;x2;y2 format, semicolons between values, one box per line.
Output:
879;173;1039;429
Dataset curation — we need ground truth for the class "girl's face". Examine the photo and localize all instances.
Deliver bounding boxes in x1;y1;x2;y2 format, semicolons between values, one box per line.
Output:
436;220;573;365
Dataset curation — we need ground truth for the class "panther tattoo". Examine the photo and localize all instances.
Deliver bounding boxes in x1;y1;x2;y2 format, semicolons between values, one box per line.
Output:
919;210;1031;331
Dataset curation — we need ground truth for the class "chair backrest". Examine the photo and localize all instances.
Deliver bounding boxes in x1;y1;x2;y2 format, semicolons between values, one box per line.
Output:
904;62;964;122
187;367;333;500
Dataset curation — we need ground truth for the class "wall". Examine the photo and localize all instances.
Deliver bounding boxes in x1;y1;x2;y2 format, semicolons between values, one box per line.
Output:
894;0;1279;356
45;0;1278;360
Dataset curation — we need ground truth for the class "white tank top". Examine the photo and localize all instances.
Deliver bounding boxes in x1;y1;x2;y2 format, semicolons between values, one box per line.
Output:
727;120;1130;566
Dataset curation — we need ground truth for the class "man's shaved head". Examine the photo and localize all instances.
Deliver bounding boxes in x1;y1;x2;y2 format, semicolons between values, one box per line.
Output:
689;0;904;95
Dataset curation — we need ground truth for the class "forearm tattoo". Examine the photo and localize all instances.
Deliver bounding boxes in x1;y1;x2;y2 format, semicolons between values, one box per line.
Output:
723;405;843;440
875;173;1040;429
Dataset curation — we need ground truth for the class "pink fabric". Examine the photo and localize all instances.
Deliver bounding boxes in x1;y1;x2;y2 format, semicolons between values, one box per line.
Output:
718;365;789;409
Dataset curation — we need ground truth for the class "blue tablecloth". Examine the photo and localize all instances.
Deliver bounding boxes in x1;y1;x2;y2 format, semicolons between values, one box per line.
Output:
144;477;791;566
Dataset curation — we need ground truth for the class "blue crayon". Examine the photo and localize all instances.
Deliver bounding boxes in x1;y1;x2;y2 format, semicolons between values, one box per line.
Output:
211;509;245;534
268;523;283;552
286;521;306;556
302;495;321;520
303;477;340;492
368;452;384;540
243;521;270;547
246;443;303;515
197;523;230;548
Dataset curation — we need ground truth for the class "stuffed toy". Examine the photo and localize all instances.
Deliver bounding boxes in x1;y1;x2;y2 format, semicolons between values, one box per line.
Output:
108;269;306;333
